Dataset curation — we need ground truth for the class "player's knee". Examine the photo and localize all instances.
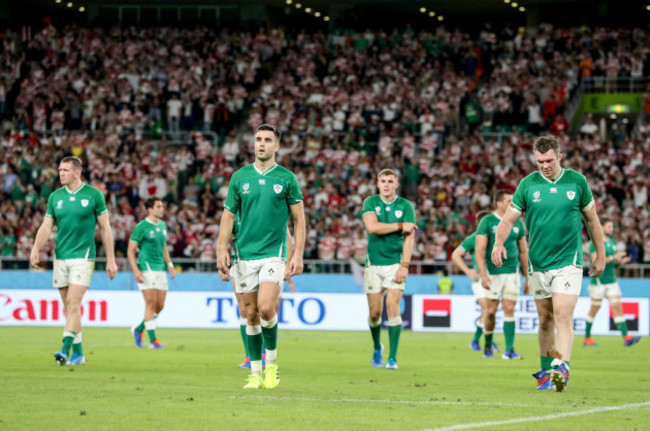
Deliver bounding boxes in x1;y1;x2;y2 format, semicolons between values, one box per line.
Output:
369;310;382;322
590;299;602;308
258;303;275;320
607;295;622;305
156;303;164;314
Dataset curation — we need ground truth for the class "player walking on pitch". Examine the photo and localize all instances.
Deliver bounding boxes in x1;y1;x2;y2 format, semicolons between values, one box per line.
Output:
583;218;640;347
30;156;118;365
217;124;305;389
362;169;416;370
475;191;529;360
128;197;176;349
491;135;605;392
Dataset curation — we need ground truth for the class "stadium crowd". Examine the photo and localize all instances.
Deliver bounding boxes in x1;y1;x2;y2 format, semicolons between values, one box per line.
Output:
0;22;649;272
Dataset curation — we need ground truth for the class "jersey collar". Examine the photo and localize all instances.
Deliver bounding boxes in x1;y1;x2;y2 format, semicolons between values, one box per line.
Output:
379;195;398;205
253;163;278;176
492;211;503;221
145;217;160;226
65;183;86;194
537;168;565;184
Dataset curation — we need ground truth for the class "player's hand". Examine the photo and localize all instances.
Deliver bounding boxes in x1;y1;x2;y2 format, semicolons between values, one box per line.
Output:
619;255;631;265
394;266;408;283
467;269;479;282
30;248;41;269
169;266;177;279
480;273;491;290
589;254;606;278
134;269;144;283
522;277;529;295
491;245;507;267
216;254;231;282
106;260;118;280
287;255;304;276
401;223;417;235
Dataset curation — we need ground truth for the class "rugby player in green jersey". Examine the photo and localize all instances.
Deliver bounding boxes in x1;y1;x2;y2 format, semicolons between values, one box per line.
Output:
583;218;640;347
30;156;118;366
451;212;494;354
128;197;176;349
362;169;416;370
217;124;306;389
491;135;605;392
475;191;529;360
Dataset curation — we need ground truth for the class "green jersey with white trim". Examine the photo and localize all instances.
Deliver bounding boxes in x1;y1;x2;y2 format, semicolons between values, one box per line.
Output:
459;233;477;270
129;218;168;271
477;213;526;274
45;184;107;260
589;237;617;285
224;163;302;261
511;169;593;272
362;195;416;265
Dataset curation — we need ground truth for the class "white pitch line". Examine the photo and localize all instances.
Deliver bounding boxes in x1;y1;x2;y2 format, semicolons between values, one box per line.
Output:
424;401;650;431
231;395;535;408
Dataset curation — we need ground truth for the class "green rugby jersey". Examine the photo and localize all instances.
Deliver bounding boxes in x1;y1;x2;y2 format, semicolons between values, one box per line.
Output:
511;169;593;272
224;163;302;261
45;183;107;260
362;194;416;265
477;213;526;275
459;233;478;270
129;218;168;271
589;237;618;285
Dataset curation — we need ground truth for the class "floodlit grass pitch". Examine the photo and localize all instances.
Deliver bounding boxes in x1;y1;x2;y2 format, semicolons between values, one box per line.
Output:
1;327;648;430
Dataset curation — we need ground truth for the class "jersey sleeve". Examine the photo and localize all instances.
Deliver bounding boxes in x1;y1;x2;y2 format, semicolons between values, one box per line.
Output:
45;193;55;218
460;234;475;253
94;188;108;216
579;174;594;211
511;180;527;214
404;200;416;223
129;223;143;244
287;173;303;205
224;175;240;213
362;196;374;216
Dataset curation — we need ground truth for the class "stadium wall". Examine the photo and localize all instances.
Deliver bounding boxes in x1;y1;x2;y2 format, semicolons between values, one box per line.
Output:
0;271;647;297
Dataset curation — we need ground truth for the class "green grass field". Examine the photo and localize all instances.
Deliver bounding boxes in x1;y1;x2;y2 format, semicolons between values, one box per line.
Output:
1;327;648;431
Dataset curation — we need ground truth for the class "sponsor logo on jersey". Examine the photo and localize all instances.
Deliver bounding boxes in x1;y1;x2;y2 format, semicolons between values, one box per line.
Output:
395;210;403;218
81;199;89;207
243;183;250;194
566;191;576;200
386;206;390;211
513;227;520;234
259;179;266;185
156;228;160;232
57;200;63;208
274;185;283;194
550;187;557;193
69;197;76;201
162;229;167;236
532;191;541;202
149;230;155;237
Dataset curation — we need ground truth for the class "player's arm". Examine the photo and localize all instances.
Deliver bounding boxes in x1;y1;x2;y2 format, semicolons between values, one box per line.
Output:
582;205;605;277
288;201;306;276
363;213;416;236
284;225;296;291
216;209;235;281
517;237;529;294
97;212;118;279
491;206;520;267
394;229;415;283
127;240;144;283
474;234;490;290
451;246;478;281
163;243;176;279
30;216;53;269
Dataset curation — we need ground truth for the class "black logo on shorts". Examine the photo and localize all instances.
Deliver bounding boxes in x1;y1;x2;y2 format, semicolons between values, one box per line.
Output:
268;268;275;275
240;282;247;288
564;282;570;290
